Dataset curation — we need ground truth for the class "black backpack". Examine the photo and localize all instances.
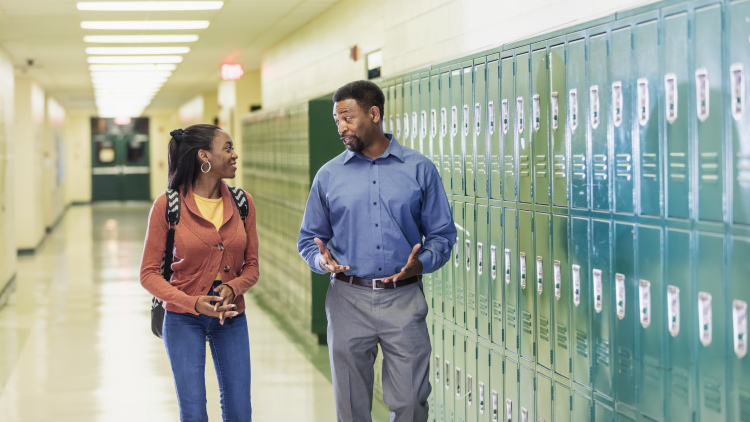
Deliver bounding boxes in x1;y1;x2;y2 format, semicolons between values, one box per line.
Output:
151;186;249;338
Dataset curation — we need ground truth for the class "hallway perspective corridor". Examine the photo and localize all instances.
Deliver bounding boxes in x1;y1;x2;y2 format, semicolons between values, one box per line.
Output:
0;203;349;422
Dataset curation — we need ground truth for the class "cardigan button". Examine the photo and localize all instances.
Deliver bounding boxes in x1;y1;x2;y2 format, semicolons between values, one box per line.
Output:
224;266;231;272
218;243;224;251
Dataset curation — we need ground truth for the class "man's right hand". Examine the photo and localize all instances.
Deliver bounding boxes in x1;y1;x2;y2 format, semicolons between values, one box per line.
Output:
315;237;350;273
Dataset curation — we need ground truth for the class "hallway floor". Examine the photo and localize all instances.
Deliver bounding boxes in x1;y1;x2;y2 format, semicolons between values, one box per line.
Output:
0;203;390;422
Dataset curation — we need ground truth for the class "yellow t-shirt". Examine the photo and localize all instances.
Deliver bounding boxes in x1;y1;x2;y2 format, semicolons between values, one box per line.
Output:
194;193;224;280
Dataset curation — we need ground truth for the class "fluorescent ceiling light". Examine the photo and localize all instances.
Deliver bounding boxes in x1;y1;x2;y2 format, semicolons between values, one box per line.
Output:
92;78;168;84
91;71;172;78
90;64;177;71
77;1;223;11
86;47;190;55
88;56;183;64
81;21;209;30
84;35;199;43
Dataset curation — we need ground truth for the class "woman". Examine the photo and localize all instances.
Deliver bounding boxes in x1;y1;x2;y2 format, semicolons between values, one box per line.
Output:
140;124;258;422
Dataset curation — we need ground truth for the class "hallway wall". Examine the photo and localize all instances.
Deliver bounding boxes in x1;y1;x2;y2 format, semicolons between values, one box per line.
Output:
0;46;15;298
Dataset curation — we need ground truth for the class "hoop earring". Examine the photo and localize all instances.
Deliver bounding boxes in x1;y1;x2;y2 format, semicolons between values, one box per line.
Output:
201;161;211;173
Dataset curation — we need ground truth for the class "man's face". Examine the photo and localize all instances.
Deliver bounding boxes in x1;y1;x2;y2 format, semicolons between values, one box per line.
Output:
333;99;375;153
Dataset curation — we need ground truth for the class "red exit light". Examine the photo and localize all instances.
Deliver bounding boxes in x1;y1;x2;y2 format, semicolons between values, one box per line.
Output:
221;63;244;80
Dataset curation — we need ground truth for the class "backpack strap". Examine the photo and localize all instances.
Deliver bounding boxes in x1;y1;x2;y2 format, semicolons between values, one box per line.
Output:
161;189;181;281
227;185;249;225
165;188;181;226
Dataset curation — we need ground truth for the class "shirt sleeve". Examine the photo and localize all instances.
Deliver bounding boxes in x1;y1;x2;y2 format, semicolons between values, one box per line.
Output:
224;191;260;297
417;163;457;274
297;172;332;274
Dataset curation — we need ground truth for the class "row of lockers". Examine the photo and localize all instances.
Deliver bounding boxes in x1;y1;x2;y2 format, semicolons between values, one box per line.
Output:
378;0;750;227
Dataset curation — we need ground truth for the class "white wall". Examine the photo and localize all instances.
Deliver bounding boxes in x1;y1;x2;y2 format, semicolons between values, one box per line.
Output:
261;0;660;109
0;47;15;290
44;96;66;229
63;111;94;204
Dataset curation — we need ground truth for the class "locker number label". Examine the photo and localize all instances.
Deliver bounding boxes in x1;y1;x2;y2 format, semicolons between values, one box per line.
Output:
731;63;745;121
572;264;581;306
551;92;559;131
698;292;712;347
502;99;510;134
639;279;651;329
490;245;497;280
440;108;447;138
452;106;458;137
696;68;709;122
667;285;680;337
593;268;603;313
553;260;562;300
665;73;678;124
637;78;649;126
532;94;541;133
734;300;747;359
536;256;543;295
615;273;626;320
463;105;470;136
505;249;511;284
517;97;525;134
488;101;495;135
612;82;623;128
590;85;600;129
477;243;483;276
569;89;578;131
519;252;527;289
476;103;482;135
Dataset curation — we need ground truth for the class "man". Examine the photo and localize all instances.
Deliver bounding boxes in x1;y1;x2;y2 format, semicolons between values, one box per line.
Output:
298;80;456;422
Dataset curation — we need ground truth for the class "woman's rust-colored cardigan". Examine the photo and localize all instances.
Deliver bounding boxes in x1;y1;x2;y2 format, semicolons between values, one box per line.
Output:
140;182;259;315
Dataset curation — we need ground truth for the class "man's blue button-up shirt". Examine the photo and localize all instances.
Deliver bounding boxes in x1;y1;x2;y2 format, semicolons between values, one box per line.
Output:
298;134;456;278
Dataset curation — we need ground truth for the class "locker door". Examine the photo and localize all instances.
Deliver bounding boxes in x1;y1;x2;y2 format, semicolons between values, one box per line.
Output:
696;232;726;420
431;74;444;318
550;43;568;207
535;212;553;370
552;214;572;379
572;389;592;422
478;204;492;340
505;209;519;355
729;1;750;226
395;81;403;141
694;5;724;222
518;210;535;363
403;80;412;147
594;401;614;422
613;223;637;411
455;330;467;422
490;206;505;347
436;319;445;422
519;364;535;422
554;382;572;422
537;372;553;422
452;67;465;195
531;47;551;205
505;357;520;422
490;347;505;422
610;26;635;214
467;202;477;333
501;56;517;202
729;236;750;422
454;201;466;326
663;12;690;220
589;32;611;212
591;219;613;399
441;69;452;195
429;316;436;422
465;62;477;197
517;51;532;204
420;74;430;157
475;59;489;198
571;217;591;389
478;343;492;422
411;75;420;153
466;336;478;422
489;58;502;200
637;226;665;421
445;201;456;324
665;229;694;421
444;325;455;422
567;39;588;209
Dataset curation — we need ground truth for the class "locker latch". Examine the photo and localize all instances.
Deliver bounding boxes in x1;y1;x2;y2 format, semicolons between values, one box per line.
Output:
403;113;409;140
488;101;495;135
519;252;527;289
616;273;626;320
506;398;513;422
412;111;418;143
505;249;512;285
466;240;472;272
440;108;447;138
502;99;510;134
476;103;482;135
423;110;430;140
456;367;462;398
572;264;581;307
521;407;528;422
389;115;395;136
639;279;651;328
463;105;470;136
696;68;709;122
396;114;402;139
698;292;712;347
516;97;524;134
532;94;540;133
492;390;499;422
569;89;578;131
734;300;747;359
665;73;678;124
536;256;543;295
445;360;451;389
478;243;484;276
553;260;561;300
637;78;649;126
612;81;623;128
731;63;744;121
467;374;473;405
667;285;680;337
455;236;460;268
435;355;441;383
452;106;458;137
551;92;559;131
479;382;485;414
491;245;497;280
593;269;603;313
589;86;599;129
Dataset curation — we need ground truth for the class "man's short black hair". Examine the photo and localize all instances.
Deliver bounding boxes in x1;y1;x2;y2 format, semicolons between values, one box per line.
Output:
333;80;385;120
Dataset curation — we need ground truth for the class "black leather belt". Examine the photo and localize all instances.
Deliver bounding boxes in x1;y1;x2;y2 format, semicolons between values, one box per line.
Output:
334;272;420;290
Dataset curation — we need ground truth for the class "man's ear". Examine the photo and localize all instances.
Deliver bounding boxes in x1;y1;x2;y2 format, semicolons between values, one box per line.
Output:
369;106;381;124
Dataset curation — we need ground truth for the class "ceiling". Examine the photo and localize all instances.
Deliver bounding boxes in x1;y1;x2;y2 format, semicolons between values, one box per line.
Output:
0;0;340;112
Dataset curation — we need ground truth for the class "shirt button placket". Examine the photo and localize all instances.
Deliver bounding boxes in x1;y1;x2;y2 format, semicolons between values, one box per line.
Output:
371;160;384;276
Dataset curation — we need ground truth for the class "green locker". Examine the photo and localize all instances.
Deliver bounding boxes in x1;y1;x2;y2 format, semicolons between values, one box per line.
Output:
467;201;478;333
663;12;690;220
505;208;519;356
429;314;436;422
571;217;591;389
531;46;551;206
567;38;588;209
466;335;478;422
412;74;422;154
478;204;491;340
572;387;593;422
519;364;535;422
478;342;492;422
395;80;404;141
610;26;635;214
555;382;572;422
488;56;502;200
465;61;477;198
694;4;724;223
591;219;613;399
505;356;519;422
455;328;467;422
637;226;665;421
444;323;456;422
490;206;505;347
665;228;694;421
436;318;446;422
403;79;412;147
537;372;553;422
445;200;456;324
441;67;453;195
549;42;568;208
389;83;397;137
729;0;750;226
490;346;505;422
594;401;614;422
518;210;535;363
613;223;637;411
552;214;572;379
516;49;532;204
454;201;465;326
729;236;750;422
536;212;553;371
696;232;726;420
589;31;611;212
634;18;661;217
501;55;517;202
430;71;442;179
475;57;489;198
452;65;466;196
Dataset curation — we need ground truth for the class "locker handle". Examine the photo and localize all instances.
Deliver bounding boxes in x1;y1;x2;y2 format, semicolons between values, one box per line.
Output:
445;360;451;389
502;99;510;134
389;115;395;136
463;105;470;136
612;81;623;128
465;240;472;272
456;367;462;398
403;113;409;140
698;292;712;347
435;355;441;383
536;256;543;295
615;273;626;320
396;114;401;138
452;106;458;137
519;252;527;289
639;279;651;328
532;94;540;133
467;373;473;405
665;73;678;124
516;97;524;134
505;249;512;285
589;86;599;129
593;269;602;313
490;245;497;280
521;407;528;422
488;101;495;135
421;111;428;140
455;236;460;268
551;92;559;131
734;300;747;359
506;398;513;421
637;78;649;126
477;243;484;276
572;264;581;306
476;103;482;135
696;68;709;122
411;111;418;142
440;108;446;138
479;382;485;414
731;63;744;121
569;89;578;131
667;285;680;337
492;390;499;422
553;260;561;300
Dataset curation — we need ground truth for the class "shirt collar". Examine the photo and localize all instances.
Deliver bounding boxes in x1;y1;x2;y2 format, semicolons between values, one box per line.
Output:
343;134;405;164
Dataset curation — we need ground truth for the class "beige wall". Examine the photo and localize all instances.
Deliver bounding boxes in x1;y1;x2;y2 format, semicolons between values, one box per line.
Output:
261;0;660;109
63;111;94;204
148;110;179;200
44;96;66;229
0;47;15;289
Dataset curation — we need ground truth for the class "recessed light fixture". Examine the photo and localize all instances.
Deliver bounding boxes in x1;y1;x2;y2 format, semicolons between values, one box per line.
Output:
87;56;183;64
77;1;223;11
89;64;177;71
86;47;190;55
81;21;209;30
84;35;199;43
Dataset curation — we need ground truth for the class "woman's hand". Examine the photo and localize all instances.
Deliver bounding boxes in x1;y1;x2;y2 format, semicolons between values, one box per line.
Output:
213;284;237;325
194;294;237;323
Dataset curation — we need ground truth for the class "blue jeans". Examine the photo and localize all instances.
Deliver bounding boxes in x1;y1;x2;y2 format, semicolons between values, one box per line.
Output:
163;282;252;422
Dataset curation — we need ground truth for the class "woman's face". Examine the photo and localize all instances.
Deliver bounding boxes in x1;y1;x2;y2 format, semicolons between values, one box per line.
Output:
206;130;238;179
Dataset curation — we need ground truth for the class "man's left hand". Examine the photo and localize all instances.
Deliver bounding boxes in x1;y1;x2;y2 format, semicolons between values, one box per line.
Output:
382;244;423;284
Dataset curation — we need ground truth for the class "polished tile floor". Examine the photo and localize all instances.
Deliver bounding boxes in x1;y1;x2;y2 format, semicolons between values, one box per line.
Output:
0;203;390;422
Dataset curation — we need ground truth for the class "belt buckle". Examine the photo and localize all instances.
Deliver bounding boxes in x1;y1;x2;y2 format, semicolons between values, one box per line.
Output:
371;278;384;290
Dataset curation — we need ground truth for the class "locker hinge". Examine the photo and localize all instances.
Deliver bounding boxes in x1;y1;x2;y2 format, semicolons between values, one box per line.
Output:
530;184;534;198
515;214;519;229
474;179;477;192
476;348;479;360
486;180;490;195
630;32;634;50
517;369;520;382
499;181;503;196
453;335;456;346
584;46;588;61
489;353;491;366
463;207;465;219
516;335;520;350
550;350;554;365
465;341;467;353
450;179;453;189
442;330;444;340
569;359;572;373
487;211;490;224
570;396;573;411
513;61;516;75
531;216;535;231
564;50;567;65
502;360;506;374
533;342;536;357
528;57;531;69
551;385;554;401
474;208;477;221
515;181;518;197
502;328;505;342
606;39;610;56
475;317;478;331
